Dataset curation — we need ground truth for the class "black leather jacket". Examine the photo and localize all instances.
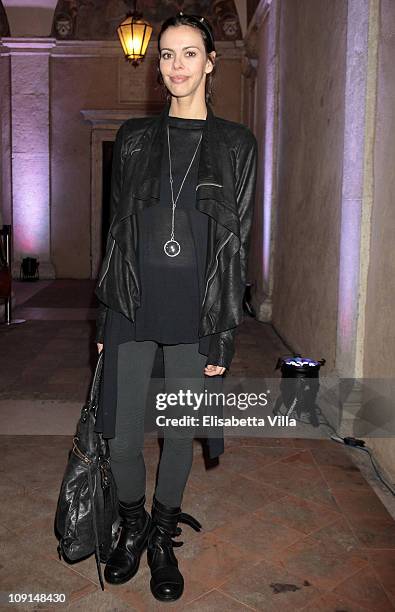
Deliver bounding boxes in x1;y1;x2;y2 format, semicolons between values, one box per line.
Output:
95;102;257;370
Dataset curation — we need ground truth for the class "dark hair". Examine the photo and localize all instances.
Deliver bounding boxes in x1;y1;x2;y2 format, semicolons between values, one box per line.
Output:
156;12;217;105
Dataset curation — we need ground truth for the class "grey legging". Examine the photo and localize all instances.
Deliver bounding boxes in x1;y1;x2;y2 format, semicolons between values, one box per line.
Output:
108;339;207;507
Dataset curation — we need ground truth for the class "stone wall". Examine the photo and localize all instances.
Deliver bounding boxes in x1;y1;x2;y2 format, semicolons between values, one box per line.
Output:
363;0;395;478
0;46;11;226
271;0;347;370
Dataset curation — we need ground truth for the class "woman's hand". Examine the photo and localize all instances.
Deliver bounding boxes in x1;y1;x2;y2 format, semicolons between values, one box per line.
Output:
204;364;226;376
97;343;103;354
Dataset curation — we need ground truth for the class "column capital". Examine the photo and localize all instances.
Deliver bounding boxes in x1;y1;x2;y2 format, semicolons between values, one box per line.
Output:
2;38;56;54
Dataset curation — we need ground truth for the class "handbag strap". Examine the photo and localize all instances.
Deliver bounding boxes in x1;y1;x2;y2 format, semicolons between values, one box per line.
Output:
87;351;103;417
87;465;105;591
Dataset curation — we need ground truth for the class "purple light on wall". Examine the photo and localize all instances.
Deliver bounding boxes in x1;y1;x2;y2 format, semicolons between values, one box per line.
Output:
7;42;54;265
13;159;50;257
336;0;369;375
338;202;362;341
263;94;274;284
262;6;277;289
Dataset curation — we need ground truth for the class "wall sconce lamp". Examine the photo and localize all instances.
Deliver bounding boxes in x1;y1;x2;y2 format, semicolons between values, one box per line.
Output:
117;0;153;67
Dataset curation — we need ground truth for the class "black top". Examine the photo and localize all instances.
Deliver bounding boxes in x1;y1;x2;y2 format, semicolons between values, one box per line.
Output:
109;114;210;348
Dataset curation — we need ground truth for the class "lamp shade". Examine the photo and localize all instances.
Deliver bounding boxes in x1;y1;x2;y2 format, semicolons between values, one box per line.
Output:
117;15;153;64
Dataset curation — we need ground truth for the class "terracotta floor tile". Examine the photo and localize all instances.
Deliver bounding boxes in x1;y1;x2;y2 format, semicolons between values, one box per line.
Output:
365;549;395;605
219;558;322;611
280;449;318;468
275;535;368;590
349;516;395;549
244;463;318;492
3;443;71;480
246;450;323;482
187;462;235;492
310;446;356;468
309;516;369;558
284;478;340;511
0;488;57;534
331;488;394;521
184;589;253;610
179;531;261;590
2;434;73;447
240;445;302;465
200;446;276;476
300;591;373;611
11;515;64;565
290;439;342;450
0;477;25;497
239;437;300;448
334;566;395;611
0;537;97;608
205;474;286;512
254;494;341;535
63;588;138;610
244;460;337;511
47;367;92;385
213;512;304;561
319;464;372;491
181;487;250;532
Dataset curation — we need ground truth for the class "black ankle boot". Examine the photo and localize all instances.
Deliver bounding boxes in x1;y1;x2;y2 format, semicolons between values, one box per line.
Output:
104;495;151;585
147;496;202;602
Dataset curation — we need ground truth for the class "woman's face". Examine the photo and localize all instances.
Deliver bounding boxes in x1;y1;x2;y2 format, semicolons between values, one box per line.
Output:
159;25;215;102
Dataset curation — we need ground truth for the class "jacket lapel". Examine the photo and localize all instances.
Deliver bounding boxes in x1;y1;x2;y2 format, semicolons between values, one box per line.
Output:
196;105;240;239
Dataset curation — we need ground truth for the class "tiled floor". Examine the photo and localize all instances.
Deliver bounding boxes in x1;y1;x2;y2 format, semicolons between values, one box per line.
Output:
1;281;395;611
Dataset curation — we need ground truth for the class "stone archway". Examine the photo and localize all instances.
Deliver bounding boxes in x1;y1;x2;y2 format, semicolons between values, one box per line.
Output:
51;0;242;41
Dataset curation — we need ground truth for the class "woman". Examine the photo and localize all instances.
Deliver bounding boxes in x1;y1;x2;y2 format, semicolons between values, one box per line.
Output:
94;12;257;602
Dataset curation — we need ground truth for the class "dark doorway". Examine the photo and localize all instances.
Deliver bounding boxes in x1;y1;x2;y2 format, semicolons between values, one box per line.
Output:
102;140;114;259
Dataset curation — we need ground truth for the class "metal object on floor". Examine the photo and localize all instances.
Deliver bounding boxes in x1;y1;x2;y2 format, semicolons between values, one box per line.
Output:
272;354;326;427
20;256;40;281
0;225;25;327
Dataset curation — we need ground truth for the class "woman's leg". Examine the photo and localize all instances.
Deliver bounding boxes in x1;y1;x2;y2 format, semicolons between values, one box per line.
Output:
108;339;158;503
147;342;206;601
105;338;159;585
155;342;207;507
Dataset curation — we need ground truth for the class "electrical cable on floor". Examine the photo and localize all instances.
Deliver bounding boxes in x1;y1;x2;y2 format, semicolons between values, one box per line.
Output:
276;400;395;497
331;434;395;497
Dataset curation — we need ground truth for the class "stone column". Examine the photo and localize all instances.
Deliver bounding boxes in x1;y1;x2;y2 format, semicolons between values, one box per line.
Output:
335;0;379;437
244;0;279;322
335;0;378;378
0;41;11;227
5;38;56;279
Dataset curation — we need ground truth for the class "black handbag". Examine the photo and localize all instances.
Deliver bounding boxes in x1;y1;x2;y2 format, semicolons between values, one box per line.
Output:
55;351;119;590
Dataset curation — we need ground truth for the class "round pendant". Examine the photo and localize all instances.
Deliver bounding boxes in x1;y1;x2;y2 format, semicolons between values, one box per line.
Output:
164;239;181;257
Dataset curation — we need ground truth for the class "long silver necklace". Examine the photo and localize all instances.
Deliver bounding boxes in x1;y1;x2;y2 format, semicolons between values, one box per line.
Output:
164;125;202;257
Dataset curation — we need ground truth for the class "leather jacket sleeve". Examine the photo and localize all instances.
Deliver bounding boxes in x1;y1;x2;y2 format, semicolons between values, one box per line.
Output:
235;129;258;287
206;327;238;370
206;130;258;370
95;123;126;344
